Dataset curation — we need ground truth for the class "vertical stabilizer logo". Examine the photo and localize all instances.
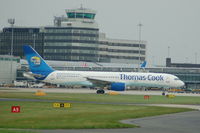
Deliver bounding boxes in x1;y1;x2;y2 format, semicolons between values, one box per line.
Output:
31;56;41;66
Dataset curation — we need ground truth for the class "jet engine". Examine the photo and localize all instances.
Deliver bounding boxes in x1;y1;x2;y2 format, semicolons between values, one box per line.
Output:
110;83;126;91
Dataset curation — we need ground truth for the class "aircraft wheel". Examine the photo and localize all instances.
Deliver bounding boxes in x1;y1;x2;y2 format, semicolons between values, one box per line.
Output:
101;89;105;94
97;89;105;94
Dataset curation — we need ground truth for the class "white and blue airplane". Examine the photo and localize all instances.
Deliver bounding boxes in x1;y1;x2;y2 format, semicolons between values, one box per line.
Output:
23;45;185;94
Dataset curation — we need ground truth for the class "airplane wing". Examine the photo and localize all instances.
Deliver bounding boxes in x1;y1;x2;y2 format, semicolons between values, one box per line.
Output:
86;77;112;87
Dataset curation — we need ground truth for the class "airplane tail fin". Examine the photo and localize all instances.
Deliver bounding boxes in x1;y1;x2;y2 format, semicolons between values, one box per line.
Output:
140;61;147;68
23;45;54;80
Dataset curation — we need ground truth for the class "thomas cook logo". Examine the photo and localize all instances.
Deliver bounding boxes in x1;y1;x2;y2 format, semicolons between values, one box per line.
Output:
31;56;41;66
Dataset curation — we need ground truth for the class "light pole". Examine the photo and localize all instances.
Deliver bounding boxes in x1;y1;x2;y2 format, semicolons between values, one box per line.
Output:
137;22;143;69
8;18;15;84
167;46;170;58
195;52;197;64
33;34;36;49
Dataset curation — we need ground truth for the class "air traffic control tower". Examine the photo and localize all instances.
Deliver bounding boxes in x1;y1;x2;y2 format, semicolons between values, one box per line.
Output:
44;7;99;62
43;7;146;64
54;7;98;28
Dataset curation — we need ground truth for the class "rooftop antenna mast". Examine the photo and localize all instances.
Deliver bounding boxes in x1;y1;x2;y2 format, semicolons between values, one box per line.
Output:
80;3;83;9
167;46;170;58
137;22;143;70
8;18;15;84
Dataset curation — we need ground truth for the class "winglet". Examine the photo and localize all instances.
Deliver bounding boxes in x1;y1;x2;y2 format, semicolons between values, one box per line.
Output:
140;61;147;68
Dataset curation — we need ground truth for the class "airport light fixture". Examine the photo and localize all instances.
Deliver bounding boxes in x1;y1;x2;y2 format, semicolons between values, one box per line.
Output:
33;34;36;49
8;18;15;83
195;52;197;64
8;18;15;56
138;22;143;69
168;46;170;58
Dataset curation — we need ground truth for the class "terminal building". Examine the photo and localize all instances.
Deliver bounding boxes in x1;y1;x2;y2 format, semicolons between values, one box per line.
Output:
99;33;146;63
0;55;20;84
166;58;200;68
0;27;44;58
0;7;146;64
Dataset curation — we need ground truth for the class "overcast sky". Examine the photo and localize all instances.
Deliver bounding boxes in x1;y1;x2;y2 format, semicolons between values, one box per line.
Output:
1;0;200;66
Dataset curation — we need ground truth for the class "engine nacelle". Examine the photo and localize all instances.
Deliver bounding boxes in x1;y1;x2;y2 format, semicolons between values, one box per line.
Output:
110;83;125;91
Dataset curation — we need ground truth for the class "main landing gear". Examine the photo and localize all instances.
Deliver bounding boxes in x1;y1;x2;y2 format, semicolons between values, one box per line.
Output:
96;89;105;94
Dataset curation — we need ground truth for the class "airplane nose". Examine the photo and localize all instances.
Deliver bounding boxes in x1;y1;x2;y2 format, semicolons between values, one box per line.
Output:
180;81;185;87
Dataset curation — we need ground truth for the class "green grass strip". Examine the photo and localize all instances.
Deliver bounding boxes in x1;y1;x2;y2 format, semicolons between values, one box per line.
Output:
0;101;192;129
1;92;200;104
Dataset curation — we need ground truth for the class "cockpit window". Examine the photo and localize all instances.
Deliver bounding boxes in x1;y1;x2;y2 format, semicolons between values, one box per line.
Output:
174;78;179;80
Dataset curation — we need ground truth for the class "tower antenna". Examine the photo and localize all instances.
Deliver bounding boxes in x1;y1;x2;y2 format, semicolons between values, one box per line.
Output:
80;3;83;9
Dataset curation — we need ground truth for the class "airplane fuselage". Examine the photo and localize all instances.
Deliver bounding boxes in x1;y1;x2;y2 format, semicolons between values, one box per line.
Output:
44;71;184;88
